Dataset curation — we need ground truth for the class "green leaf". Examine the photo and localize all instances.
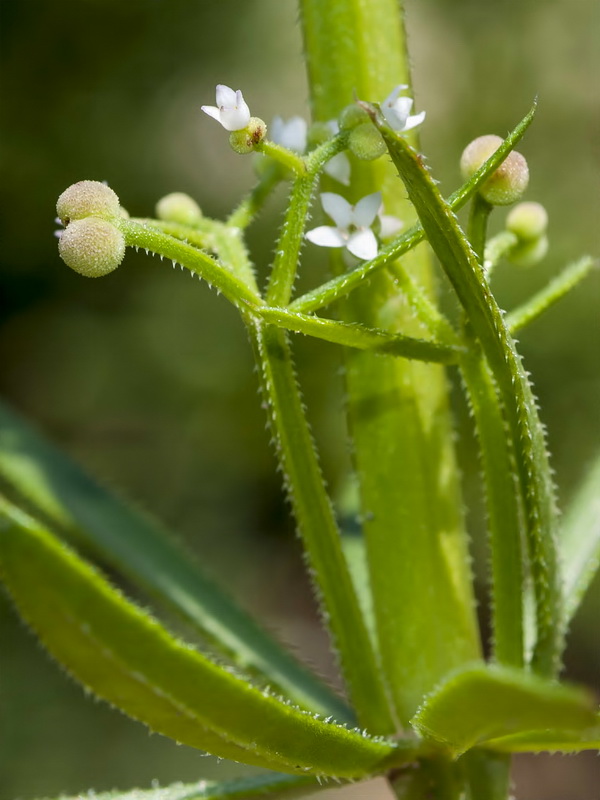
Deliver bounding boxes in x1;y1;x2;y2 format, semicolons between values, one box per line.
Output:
340;531;377;649
132;217;259;294
506;256;596;335
0;499;415;778
483;718;600;754
249;321;396;735
40;772;316;800
0;401;348;721
119;219;262;312
259;307;462;364
560;452;600;625
374;107;563;677
459;351;525;667
411;664;596;757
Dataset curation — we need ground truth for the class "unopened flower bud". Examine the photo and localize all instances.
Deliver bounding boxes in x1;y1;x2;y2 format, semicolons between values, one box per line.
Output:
508;235;549;268
156;192;202;226
229;117;267;154
506;201;548;241
56;180;121;224
460;135;529;205
58;217;125;278
348;123;386;161
338;104;369;131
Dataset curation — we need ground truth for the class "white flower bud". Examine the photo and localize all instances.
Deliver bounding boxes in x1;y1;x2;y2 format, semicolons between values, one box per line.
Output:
506;202;548;241
460;135;529;206
229;117;267;154
156;193;202;226
56;180;121;224
58;217;125;278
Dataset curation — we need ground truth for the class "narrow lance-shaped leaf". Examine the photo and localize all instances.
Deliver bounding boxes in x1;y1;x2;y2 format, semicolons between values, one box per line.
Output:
459;351;525;667
373;107;563;677
558;452;600;626
248;320;396;735
411;664;597;758
506;256;596;334
259;306;462;364
35;772;317;800
483;717;600;754
0;499;417;778
0;401;349;721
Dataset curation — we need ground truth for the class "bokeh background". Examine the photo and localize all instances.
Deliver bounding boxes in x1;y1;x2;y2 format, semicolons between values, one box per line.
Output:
0;0;598;797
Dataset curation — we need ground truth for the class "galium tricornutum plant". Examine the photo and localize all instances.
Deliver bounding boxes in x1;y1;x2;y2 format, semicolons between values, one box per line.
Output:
0;1;598;798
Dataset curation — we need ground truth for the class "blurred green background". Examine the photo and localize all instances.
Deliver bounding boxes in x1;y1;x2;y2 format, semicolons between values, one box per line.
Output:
0;0;598;797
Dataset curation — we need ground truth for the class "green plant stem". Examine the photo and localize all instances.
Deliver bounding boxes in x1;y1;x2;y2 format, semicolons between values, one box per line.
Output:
259;307;463;363
506;256;596;334
246;318;396;734
227;161;282;230
390;758;465;800
459;349;525;667
266;136;347;307
266;172;317;306
255;140;306;174
468;194;492;264
300;0;481;728
119;219;262;310
132;217;258;293
484;231;518;279
387;261;460;343
464;751;511;800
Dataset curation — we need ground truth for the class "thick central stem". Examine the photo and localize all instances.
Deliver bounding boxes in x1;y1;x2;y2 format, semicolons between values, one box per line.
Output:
300;0;480;724
299;0;510;796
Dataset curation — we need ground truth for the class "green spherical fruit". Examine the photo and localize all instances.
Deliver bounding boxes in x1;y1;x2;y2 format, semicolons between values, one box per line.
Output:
229;117;267;154
506;201;548;241
460;135;529;206
348;123;386;161
56;180;120;224
508;235;549;268
156;193;202;226
58;217;125;278
338;104;369;131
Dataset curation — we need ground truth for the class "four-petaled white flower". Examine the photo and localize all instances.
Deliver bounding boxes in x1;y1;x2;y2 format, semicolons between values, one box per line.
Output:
270;116;308;153
202;85;251;132
379;213;403;240
323;120;351;185
306;192;383;261
381;85;425;133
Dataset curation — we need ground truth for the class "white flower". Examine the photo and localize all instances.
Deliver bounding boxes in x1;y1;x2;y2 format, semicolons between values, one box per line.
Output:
306;192;382;261
270;116;307;153
201;84;251;132
324;153;351;185
379;213;403;240
381;85;425;132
